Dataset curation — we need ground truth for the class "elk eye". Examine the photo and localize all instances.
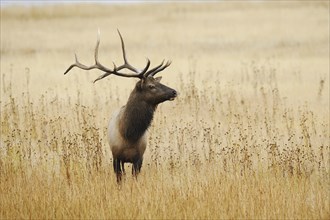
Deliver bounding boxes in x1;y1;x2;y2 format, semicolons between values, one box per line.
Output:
148;85;155;89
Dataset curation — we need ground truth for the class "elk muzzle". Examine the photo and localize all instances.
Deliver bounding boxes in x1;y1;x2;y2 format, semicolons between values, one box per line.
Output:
169;89;177;101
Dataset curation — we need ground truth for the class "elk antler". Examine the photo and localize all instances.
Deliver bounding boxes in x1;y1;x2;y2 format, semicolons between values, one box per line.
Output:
64;29;171;83
145;60;172;77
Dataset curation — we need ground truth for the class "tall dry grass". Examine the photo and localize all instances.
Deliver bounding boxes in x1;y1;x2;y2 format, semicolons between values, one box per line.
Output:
1;2;329;219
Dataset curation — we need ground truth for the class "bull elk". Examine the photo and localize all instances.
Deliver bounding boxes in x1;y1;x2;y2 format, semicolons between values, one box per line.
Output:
64;30;177;182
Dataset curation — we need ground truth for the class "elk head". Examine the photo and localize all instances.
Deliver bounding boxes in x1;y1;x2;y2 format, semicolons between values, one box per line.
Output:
134;76;176;106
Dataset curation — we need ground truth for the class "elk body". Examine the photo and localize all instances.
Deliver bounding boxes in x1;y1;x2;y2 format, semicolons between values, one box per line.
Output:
64;30;177;182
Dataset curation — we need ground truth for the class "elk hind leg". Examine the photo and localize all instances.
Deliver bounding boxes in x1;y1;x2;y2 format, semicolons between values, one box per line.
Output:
132;158;143;178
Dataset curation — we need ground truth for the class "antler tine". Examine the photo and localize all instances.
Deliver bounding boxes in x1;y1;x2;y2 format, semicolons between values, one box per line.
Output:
148;60;172;77
115;29;142;73
117;29;128;64
64;53;98;75
144;60;164;77
138;58;151;76
63;30;113;76
92;30;117;74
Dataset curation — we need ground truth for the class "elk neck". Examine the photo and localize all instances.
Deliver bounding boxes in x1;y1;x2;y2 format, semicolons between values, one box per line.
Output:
119;88;157;143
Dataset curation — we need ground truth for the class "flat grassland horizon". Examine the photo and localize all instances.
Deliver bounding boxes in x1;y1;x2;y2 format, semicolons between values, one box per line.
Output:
1;2;329;219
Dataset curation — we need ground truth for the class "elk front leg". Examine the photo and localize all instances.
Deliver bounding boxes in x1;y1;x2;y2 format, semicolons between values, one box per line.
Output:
113;158;122;183
121;161;126;175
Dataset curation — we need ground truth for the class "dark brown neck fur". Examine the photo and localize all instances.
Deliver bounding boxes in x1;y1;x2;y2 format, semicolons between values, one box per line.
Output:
119;88;156;142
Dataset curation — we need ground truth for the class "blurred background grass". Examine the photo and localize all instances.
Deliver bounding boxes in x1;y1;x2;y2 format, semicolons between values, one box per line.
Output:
1;1;329;219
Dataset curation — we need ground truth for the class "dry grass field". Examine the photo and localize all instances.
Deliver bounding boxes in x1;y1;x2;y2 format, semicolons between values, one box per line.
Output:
1;1;329;219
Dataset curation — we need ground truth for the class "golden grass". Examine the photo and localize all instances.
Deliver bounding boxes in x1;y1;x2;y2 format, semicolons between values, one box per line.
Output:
1;2;329;219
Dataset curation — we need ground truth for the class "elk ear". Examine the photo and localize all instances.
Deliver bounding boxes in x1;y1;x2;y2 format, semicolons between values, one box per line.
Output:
154;76;162;82
136;79;144;91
